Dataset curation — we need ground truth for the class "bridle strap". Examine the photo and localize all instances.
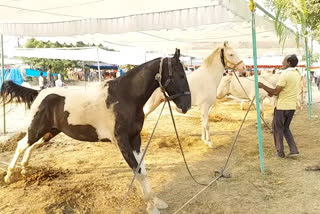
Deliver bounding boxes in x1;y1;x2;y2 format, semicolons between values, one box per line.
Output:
221;48;243;70
155;57;165;92
166;91;190;101
163;58;172;89
155;57;190;100
220;48;226;68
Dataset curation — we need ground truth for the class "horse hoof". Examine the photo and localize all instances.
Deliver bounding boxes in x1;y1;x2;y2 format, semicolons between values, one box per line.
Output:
4;174;11;184
147;204;160;214
207;142;214;148
21;168;27;176
154;197;168;209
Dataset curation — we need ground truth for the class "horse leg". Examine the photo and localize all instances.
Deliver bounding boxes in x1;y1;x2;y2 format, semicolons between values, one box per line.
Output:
134;151;167;212
259;100;265;122
21;129;61;175
117;134;161;214
4;134;30;183
200;106;206;142
131;134;167;212
144;89;165;117
240;100;245;110
5;111;56;183
200;104;213;148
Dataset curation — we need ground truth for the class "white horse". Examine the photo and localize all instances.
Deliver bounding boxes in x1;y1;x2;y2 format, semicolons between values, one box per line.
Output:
236;73;280;110
144;42;246;148
216;75;276;120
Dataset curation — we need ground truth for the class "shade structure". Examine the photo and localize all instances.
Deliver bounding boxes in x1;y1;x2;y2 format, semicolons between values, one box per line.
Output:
0;0;302;58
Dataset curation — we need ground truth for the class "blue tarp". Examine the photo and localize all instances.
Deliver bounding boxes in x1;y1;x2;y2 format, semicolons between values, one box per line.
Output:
26;69;58;77
0;68;24;88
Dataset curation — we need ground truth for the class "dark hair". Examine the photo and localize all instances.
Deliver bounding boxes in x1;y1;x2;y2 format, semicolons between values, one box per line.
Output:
287;54;298;67
40;72;43;76
49;65;52;69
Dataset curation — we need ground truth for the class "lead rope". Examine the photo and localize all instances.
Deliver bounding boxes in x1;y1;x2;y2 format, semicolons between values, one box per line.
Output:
173;96;255;214
232;71;271;130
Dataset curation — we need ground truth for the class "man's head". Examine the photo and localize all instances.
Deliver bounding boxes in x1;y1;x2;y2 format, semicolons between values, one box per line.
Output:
49;65;52;69
40;72;43;76
282;54;298;69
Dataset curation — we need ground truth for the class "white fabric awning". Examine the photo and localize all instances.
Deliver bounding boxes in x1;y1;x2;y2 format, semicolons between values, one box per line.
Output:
0;0;256;36
0;0;303;58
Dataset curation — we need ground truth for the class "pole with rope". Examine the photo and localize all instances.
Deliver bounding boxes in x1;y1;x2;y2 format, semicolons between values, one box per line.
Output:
308;49;312;103
305;37;312;118
1;34;6;134
249;0;264;173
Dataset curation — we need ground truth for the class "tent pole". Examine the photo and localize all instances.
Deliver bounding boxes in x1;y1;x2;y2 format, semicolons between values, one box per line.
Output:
97;47;101;82
308;49;312;103
305;37;312;119
250;0;264;173
1;34;6;134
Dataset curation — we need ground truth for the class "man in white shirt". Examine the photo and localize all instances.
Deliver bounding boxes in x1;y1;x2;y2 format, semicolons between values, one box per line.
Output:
55;74;64;87
39;72;44;90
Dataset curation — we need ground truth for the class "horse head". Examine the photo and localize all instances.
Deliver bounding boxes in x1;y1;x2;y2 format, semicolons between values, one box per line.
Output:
221;41;246;73
159;48;191;113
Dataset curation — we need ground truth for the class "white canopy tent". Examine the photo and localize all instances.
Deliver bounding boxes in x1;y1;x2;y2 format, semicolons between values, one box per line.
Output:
0;0;302;58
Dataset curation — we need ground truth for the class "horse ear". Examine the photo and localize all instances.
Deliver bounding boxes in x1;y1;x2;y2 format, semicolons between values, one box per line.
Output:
224;41;229;47
174;48;180;59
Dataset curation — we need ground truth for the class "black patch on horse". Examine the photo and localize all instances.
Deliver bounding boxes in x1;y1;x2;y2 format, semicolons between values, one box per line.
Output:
28;94;100;144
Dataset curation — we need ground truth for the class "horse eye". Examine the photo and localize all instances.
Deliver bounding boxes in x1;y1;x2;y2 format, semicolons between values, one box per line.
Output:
230;54;234;57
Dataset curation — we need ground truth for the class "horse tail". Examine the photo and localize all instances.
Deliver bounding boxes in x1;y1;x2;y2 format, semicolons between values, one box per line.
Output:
1;80;39;109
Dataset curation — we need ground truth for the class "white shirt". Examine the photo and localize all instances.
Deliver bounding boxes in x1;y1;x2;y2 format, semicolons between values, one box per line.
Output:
55;79;63;87
39;76;44;87
55;74;63;87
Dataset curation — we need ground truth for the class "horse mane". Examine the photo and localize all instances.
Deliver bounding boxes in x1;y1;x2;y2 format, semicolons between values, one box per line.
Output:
203;47;222;68
0;80;39;109
124;58;160;75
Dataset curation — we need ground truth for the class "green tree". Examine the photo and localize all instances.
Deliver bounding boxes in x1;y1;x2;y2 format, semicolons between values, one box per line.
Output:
21;38;114;78
265;0;320;46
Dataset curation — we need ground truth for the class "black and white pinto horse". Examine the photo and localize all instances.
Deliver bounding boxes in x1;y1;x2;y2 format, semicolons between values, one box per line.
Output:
1;49;191;214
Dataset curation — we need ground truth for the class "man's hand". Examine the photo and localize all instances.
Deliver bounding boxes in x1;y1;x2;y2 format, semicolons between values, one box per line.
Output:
258;82;264;88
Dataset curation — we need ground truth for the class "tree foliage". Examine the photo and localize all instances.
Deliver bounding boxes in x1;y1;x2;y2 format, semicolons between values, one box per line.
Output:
265;0;320;47
21;38;114;77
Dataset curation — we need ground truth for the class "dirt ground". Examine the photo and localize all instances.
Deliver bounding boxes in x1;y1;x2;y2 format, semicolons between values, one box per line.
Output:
1;89;320;214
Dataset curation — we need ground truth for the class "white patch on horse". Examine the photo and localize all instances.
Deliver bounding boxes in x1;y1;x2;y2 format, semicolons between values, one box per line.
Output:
21;138;45;174
4;134;29;183
133;151;147;175
30;85;116;141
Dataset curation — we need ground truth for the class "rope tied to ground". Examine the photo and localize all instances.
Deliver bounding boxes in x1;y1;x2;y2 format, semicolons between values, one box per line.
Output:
173;95;255;213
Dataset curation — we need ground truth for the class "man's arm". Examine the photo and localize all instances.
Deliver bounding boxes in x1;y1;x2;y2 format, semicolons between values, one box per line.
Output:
258;82;284;96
